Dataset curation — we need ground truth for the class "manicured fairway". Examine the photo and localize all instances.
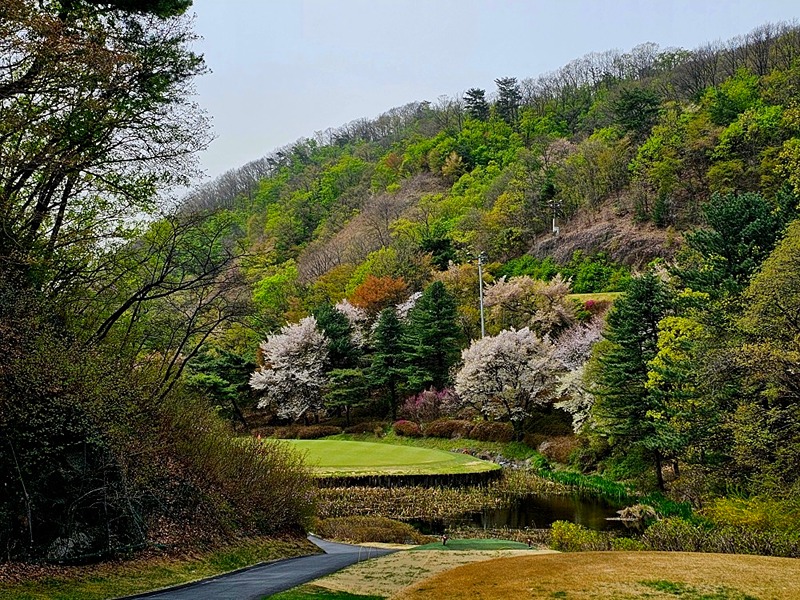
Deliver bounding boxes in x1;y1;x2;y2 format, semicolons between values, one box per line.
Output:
282;440;499;476
410;539;529;551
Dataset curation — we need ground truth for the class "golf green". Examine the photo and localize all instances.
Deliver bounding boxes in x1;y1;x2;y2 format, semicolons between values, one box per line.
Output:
282;440;500;476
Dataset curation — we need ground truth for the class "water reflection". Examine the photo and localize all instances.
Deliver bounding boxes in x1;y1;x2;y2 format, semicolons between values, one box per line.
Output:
475;494;623;531
413;494;624;534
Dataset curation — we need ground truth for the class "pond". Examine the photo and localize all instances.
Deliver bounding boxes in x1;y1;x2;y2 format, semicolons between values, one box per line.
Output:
413;493;624;534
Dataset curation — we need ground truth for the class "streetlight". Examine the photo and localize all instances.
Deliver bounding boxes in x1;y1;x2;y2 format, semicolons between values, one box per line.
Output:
477;252;487;338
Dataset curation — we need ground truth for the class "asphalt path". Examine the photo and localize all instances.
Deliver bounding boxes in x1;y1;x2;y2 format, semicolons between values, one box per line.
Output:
126;535;397;600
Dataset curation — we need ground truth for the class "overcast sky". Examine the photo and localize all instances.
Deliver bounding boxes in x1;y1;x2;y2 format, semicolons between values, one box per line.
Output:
189;0;799;181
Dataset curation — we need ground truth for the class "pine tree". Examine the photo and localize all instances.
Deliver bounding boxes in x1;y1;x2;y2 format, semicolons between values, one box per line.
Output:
592;272;673;489
313;303;360;370
369;308;406;420
403;281;461;393
495;77;521;124
464;88;490;121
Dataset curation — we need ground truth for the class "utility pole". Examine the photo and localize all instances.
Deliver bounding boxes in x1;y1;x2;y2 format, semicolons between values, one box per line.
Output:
478;252;487;338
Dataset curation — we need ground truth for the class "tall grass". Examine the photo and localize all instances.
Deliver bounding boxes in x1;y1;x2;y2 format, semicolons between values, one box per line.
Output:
161;394;316;536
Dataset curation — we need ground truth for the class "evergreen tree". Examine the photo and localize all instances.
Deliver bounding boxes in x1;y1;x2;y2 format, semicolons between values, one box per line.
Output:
464;88;490;121
368;307;406;420
403;281;461;393
324;368;368;426
495;77;522;124
675;190;799;298
314;303;368;420
591;273;673;490
313;303;361;369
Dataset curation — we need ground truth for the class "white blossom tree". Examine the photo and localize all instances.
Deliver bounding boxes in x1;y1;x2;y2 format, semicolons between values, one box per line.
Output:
552;318;604;432
334;299;368;347
551;318;604;370
484;274;575;336
454;327;556;439
250;316;329;421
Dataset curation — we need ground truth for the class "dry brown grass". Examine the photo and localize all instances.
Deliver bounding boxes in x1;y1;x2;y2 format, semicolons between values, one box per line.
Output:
315;549;556;598
394;551;800;600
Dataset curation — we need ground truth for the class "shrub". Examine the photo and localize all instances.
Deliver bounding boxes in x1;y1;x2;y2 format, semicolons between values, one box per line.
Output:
537;435;580;464
611;537;646;551
527;410;574;436
424;419;474;439
344;421;387;435
641;518;710;552
401;388;459;423
642;517;800;557
701;496;800;531
523;433;548;449
393;420;422;437
163;396;316;536
295;425;342;439
549;521;612;552
469;421;514;442
265;425;341;439
314;516;431;545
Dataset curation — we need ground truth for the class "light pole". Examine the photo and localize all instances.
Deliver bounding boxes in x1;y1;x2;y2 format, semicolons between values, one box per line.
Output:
477;252;487;338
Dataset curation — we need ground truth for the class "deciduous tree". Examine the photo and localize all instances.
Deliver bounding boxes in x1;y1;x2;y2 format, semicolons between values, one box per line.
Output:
250;317;328;422
455;327;555;439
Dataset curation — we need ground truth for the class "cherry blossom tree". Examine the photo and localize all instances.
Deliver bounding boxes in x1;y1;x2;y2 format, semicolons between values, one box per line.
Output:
553;318;605;432
250;316;328;421
484;274;575;336
454;327;555;439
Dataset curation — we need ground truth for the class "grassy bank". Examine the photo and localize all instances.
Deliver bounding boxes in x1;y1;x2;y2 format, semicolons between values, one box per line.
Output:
0;537;315;600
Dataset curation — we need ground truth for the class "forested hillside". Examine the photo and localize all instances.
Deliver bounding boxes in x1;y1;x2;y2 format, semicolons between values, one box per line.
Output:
184;19;800;500
2;3;800;566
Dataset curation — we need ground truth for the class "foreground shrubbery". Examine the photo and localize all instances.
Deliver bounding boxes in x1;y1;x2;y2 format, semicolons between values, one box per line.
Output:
0;291;315;562
642;517;800;557
550;517;800;558
313;516;431;545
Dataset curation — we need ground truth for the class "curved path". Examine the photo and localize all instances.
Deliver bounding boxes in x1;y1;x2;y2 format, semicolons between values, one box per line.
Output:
127;535;397;600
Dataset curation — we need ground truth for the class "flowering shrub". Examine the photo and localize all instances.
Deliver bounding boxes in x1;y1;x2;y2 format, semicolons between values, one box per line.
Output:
393;420;422;437
401;388;459;423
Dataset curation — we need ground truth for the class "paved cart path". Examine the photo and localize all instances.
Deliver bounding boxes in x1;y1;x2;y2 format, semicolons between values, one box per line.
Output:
127;535;397;600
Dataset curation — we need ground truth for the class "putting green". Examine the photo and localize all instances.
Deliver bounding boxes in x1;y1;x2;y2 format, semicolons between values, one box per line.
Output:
282;440;500;476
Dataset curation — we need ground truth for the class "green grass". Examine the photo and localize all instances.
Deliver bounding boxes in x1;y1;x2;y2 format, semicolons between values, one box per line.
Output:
267;585;384;599
283;440;499;476
568;291;623;303
639;580;758;599
410;538;529;551
0;538;314;600
329;431;537;461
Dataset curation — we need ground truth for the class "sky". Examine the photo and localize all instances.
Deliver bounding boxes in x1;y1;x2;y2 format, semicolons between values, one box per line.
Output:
189;0;799;181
